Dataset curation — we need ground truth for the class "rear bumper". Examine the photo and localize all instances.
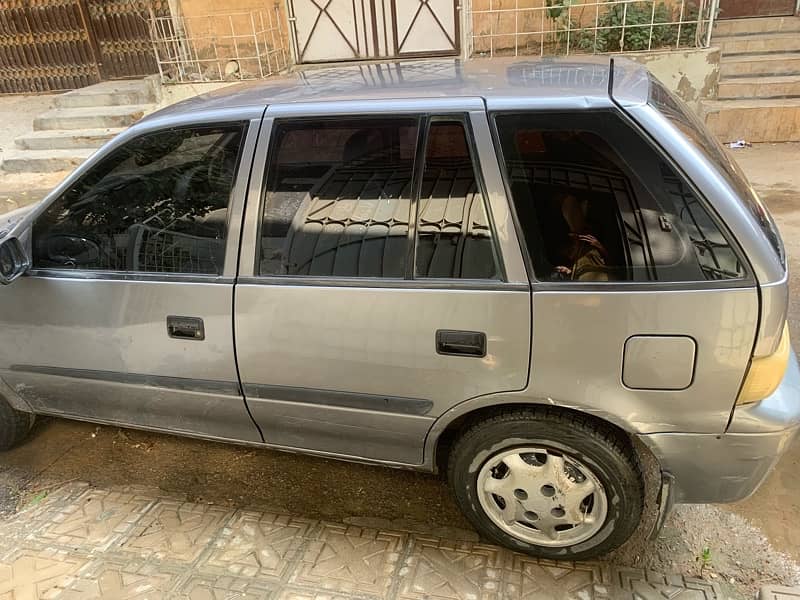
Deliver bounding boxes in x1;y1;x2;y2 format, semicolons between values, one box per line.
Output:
639;349;800;504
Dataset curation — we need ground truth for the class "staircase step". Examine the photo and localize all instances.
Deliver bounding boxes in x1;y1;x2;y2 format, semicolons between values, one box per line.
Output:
14;127;125;151
1;148;95;173
718;75;800;99
34;104;152;131
55;80;156;109
720;52;800;78
713;16;800;37
717;32;800;55
702;97;800;142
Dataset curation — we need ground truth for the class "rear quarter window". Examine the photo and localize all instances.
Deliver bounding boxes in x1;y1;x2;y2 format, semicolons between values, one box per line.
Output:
493;110;747;283
647;76;785;268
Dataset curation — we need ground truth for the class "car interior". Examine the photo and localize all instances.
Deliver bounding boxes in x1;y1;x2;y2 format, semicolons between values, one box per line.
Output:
499;127;637;282
33;126;244;275
261;119;497;279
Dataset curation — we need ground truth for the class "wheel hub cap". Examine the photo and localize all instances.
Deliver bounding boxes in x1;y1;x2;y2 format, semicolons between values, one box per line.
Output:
477;447;608;547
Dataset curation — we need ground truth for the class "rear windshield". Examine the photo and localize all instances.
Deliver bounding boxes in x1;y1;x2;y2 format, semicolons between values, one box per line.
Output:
647;75;785;268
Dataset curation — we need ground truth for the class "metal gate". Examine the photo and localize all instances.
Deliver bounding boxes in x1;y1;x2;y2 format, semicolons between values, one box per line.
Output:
0;0;168;94
0;0;101;94
288;0;460;64
86;0;169;79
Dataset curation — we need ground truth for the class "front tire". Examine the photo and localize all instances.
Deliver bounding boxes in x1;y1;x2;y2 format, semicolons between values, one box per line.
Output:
447;407;643;560
0;397;33;451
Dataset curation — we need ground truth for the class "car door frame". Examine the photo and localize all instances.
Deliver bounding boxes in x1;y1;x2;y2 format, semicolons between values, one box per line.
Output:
239;97;528;284
233;97;532;466
0;107;266;443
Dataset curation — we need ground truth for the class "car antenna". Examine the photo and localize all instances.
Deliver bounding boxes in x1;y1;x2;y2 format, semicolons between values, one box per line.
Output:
608;56;615;99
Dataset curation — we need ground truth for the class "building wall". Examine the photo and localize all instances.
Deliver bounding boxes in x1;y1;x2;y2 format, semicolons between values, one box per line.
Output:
629;47;720;111
171;0;292;79
470;0;706;57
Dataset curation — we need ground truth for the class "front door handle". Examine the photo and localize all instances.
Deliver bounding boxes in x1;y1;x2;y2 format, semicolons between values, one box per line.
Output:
436;329;486;357
167;315;205;340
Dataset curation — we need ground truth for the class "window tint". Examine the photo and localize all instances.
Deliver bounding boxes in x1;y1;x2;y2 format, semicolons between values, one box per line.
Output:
495;111;746;283
33;124;245;275
415;121;500;279
648;75;784;267
260;118;418;277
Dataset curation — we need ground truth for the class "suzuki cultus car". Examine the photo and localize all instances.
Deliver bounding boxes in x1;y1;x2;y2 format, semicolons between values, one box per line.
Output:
0;57;796;559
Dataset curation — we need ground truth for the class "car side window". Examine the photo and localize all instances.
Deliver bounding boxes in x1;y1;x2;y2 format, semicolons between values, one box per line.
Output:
494;111;746;283
415;120;500;280
259;118;419;278
33;124;246;275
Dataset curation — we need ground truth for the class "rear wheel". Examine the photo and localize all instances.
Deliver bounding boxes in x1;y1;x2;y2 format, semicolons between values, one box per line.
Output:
447;408;643;560
0;397;33;451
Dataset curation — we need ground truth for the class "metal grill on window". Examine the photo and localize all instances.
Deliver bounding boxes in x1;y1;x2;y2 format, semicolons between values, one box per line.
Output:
506;160;652;280
129;224;224;274
263;165;413;277
416;159;497;279
663;166;744;280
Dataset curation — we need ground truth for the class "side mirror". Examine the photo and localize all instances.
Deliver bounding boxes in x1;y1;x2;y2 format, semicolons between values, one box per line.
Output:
0;237;31;285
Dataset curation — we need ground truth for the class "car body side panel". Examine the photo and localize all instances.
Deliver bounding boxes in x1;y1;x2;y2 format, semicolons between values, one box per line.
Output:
0;115;263;444
235;283;531;463
615;97;786;357
233;103;532;465
527;288;759;434
0;277;261;442
640;351;800;503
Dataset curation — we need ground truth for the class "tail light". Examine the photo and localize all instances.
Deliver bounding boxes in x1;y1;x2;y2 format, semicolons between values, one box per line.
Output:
737;322;791;405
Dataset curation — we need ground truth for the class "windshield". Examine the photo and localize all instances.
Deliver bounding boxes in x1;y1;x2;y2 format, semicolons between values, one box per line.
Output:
647;75;785;268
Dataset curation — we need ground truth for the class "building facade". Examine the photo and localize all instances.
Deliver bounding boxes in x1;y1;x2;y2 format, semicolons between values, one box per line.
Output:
1;0;798;94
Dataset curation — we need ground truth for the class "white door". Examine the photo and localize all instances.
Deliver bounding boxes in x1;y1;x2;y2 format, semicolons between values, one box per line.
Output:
288;0;460;63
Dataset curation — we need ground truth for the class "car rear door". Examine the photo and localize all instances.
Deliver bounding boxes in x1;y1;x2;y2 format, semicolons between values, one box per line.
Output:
234;99;531;465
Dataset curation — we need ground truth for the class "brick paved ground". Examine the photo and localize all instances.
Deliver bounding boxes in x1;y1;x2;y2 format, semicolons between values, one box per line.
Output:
0;482;726;600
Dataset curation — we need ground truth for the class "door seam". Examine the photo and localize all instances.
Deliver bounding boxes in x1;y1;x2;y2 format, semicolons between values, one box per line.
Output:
232;108;268;443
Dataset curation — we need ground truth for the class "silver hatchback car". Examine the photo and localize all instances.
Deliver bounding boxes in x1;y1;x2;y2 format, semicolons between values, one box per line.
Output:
0;57;797;560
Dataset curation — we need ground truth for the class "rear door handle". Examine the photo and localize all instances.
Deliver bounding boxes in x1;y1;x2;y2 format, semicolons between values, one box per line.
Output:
167;315;205;340
436;329;486;357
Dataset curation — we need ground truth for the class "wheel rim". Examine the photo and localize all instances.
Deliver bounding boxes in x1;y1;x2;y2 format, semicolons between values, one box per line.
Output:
476;446;608;547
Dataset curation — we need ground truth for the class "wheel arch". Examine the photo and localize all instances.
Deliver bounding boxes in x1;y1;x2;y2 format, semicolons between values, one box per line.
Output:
424;394;655;474
0;377;34;414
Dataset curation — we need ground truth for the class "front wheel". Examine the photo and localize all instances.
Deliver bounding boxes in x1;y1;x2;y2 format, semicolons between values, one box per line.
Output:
447;408;643;560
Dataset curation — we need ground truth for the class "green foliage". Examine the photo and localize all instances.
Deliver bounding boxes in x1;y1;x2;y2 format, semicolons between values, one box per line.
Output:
589;0;672;52
697;546;713;576
566;0;701;54
546;0;577;20
27;491;48;507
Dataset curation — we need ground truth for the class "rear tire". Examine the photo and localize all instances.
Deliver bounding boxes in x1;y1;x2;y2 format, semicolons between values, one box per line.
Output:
0;397;33;451
447;407;643;560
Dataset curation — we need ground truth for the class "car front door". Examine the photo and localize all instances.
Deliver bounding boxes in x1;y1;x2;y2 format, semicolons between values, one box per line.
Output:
233;100;532;465
0;118;263;443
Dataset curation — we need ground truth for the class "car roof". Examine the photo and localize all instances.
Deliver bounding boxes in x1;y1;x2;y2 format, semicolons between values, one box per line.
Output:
145;56;651;121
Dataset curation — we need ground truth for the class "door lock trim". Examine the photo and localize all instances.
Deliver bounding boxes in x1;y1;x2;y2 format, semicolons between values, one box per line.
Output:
167;316;205;341
435;329;487;358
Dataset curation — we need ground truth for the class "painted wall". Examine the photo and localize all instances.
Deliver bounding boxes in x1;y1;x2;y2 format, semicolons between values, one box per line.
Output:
169;0;292;80
629;46;721;111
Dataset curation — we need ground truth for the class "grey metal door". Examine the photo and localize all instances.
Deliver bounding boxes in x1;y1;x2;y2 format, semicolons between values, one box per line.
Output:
233;100;529;465
287;0;460;63
0;277;260;442
0;120;262;444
